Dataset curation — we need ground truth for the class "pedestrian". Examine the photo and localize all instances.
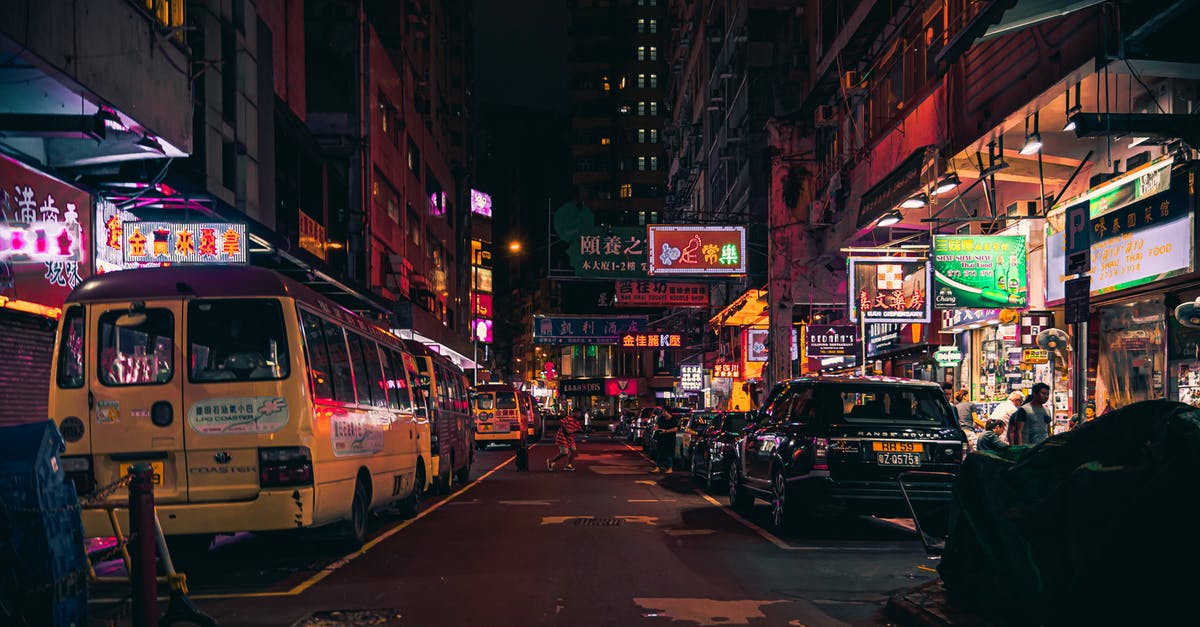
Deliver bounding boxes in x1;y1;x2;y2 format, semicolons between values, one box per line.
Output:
941;382;955;402
1008;383;1051;446
650;408;679;474
954;389;981;449
989;390;1024;431
547;409;581;471
976;419;1009;452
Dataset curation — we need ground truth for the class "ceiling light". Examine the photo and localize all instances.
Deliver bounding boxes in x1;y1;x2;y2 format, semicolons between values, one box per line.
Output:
1020;133;1042;155
135;132;164;153
876;209;902;228
932;173;960;196
97;107;126;132
899;192;928;209
1063;108;1081;132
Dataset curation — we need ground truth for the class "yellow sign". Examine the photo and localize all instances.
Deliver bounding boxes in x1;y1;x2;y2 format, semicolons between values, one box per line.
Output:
1023;348;1049;364
299;212;327;260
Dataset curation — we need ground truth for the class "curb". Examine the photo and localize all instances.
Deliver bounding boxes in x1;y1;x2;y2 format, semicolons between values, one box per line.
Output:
884;581;953;627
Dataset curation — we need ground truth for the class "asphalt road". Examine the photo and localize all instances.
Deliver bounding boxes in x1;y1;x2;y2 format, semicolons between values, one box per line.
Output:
92;434;937;626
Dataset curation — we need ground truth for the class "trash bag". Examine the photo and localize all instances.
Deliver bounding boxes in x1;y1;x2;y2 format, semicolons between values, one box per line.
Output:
939;400;1200;624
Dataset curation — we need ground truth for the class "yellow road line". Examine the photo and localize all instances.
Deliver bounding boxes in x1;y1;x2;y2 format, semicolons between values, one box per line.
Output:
192;446;532;600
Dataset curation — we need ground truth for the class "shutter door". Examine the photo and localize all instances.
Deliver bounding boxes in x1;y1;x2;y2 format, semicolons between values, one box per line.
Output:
0;310;55;424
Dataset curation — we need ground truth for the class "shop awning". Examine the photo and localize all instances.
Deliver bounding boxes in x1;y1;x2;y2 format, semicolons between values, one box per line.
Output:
709;288;768;330
937;0;1104;69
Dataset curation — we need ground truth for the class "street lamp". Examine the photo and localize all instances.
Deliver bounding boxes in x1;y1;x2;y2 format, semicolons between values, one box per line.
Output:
509;241;522;253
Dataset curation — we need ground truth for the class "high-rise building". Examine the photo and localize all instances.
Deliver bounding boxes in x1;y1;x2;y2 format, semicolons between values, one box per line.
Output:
568;0;669;227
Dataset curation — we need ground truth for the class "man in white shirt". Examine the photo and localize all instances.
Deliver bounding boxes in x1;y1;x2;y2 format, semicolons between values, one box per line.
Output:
989;391;1024;431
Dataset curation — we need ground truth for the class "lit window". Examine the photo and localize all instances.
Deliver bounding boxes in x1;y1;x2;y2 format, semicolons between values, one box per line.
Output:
600;137;611;145
650;129;659;143
649;47;658;61
638;156;647;171
619;76;627;90
638;73;646;88
602;75;611;92
650;74;659;88
638;129;647;143
650;102;659;115
650;156;659;170
620;184;632;198
638;101;646;115
638;211;647;225
619;105;631;115
637;46;646;61
637;18;645;33
649;19;657;33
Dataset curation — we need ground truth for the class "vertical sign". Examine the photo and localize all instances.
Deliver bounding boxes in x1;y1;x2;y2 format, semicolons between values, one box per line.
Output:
680;365;703;391
1064;201;1090;274
1065;276;1090;324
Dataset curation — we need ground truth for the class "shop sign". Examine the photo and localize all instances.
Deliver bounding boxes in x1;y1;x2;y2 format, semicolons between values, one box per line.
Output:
472;318;493;343
614;280;709;307
1019;312;1054;347
743;327;799;362
559;378;604;395
533;315;647;345
472;293;493;318
712;362;740;379
647;225;747;275
1047;183;1193;301
932;235;1028;309
1064;200;1090;274
856;148;928;229
620;332;683;348
866;322;926;358
570;226;647;277
604;378;638;397
0;153;91;310
1064;276;1090;324
299;211;326;260
934;346;963;367
470;189;492;217
805;325;858;357
940;308;1001;332
848;257;931;323
122;221;248;264
680;364;703;391
1022;348;1049;364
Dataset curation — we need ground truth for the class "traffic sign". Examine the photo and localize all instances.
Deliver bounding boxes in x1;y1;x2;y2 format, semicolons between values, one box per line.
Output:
1064;201;1091;275
1065;276;1090;324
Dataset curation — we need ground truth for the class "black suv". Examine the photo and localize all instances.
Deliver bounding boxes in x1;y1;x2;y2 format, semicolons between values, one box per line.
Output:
727;376;966;530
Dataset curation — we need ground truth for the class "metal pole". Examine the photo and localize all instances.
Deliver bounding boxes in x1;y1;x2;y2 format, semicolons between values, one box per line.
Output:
128;463;158;627
1073;320;1089;423
860;313;868;376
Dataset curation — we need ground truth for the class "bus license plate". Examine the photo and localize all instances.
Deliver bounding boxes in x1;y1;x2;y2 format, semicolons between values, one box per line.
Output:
119;461;164;485
478;424;492;431
877;452;921;467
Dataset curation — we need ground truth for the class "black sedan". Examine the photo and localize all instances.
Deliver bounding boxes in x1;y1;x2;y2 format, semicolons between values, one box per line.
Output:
690;411;755;490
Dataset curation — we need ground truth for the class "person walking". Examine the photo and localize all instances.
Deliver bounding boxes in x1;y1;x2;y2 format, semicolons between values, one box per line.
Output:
954;389;982;449
1008;383;1051;446
548;409;582;471
650;409;679;474
976;419;1010;452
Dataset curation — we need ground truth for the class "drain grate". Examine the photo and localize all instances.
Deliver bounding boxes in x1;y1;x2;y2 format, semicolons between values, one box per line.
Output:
292;609;403;626
574;517;623;527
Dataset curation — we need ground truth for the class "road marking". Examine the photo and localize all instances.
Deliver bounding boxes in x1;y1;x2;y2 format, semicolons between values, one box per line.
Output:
635;480;658;486
590;466;649;475
191;446;534;600
694;491;913;553
540;515;660;526
498;500;556;506
632;598;786;626
663;529;716;537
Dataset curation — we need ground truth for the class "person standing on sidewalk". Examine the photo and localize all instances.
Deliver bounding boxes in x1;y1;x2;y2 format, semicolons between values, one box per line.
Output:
548;409;582;471
651;409;679;474
954;389;982;450
1008;383;1051;446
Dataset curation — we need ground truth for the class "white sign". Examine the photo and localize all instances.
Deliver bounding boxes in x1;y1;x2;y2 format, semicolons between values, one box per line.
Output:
1046;212;1193;302
188;397;289;434
331;410;390;457
680;364;703;391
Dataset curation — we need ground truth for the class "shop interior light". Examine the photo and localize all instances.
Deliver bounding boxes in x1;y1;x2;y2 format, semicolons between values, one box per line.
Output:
1020;112;1042;155
932;173;960;196
1063;83;1081;132
899;192;928;209
876;209;903;228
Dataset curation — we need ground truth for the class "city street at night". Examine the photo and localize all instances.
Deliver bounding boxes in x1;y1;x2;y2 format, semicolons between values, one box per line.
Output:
92;435;934;627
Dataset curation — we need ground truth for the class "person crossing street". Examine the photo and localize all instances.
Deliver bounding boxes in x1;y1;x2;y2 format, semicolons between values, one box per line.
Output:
548;408;582;471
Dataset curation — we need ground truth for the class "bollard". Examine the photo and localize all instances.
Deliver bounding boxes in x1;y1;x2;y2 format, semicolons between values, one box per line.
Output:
128;463;158;627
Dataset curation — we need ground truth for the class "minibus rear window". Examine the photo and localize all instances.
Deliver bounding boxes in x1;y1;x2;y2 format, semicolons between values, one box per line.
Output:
189;299;290;383
496;392;517;409
98;309;175;386
475;393;495;410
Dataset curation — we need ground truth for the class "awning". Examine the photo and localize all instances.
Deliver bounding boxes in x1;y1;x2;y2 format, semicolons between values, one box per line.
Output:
936;0;1103;69
708;288;768;330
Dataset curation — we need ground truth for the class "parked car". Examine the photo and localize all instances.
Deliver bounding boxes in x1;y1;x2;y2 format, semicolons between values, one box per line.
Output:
725;377;967;531
690;411;755;490
676;411;718;470
630;407;658;444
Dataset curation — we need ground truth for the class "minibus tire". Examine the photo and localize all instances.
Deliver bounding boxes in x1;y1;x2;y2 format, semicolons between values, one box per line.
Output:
342;480;369;549
400;465;425;518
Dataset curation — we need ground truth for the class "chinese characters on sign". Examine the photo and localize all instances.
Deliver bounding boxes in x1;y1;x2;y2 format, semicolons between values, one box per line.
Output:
299;212;327;260
932;235;1028;308
613;280;709;307
680;364;703;391
571;227;648;277
619;333;683;348
122;222;248;264
470;189;492;217
532;315;647;345
804;325;858;357
647;225;747;275
848;258;931;323
712;362;741;379
472;293;493;318
0;153;91;309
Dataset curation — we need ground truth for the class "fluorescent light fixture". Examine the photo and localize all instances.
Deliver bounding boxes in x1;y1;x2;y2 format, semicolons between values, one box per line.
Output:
899;192;928;209
1129;136;1149;148
932;173;960;196
135;133;164;153
97;107;126;132
1019;133;1042;155
876;209;902;228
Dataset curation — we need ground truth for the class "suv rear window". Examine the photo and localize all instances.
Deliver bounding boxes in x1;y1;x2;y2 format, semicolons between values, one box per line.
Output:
793;384;952;426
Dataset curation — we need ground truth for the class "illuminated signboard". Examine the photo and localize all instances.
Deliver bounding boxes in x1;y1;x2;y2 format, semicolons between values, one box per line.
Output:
932;235;1028;309
805;325;858;357
0;222;81;263
604;378;638;397
614;280;708;307
619;333;683;348
123;222;248;264
470;189;492;217
472;318;493;343
472;293;493;318
848;257;931;324
533;315;647;345
572;226;648;277
647;225;746;275
299;211;327;260
712;362;740;379
680;364;703;391
429;191;447;216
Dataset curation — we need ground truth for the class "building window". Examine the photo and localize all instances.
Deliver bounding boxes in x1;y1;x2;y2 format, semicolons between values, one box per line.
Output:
637;46;646;61
638;128;647;143
650;101;659;115
407;138;420;174
638;101;646;115
378;92;399;147
638;156;647;171
638;73;646;88
650;129;659;143
408;207;420;246
649;46;658;61
649;19;657;33
602;75;611;91
600;136;611;145
619;184;632;198
650;156;659;170
650;74;659;88
619;105;631;115
637;18;645;33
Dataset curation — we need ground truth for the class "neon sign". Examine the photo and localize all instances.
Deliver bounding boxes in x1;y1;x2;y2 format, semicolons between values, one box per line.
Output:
646;225;747;275
470;189;492;217
0;222;82;263
123;221;248;264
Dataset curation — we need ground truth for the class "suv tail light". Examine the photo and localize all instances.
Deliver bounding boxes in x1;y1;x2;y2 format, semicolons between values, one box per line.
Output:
813;438;829;470
259;447;313;487
61;455;95;496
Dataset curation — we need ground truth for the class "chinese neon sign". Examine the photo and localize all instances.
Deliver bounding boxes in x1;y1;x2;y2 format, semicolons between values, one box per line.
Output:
473;293;493;318
712;362;741;379
470;189;492;217
647;225;746;275
122;222;248;264
619;333;683;348
0;222;81;263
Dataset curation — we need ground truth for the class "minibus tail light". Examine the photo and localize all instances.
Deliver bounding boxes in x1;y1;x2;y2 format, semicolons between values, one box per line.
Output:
259;447;313;487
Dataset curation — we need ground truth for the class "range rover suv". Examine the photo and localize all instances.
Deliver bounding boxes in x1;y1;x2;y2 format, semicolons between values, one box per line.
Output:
726;377;967;530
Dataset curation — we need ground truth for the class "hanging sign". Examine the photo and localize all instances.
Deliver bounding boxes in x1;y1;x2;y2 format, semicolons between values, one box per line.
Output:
619;332;684;348
299;211;327;260
680;364;703;391
122;221;248;264
533;315;647;345
931;235;1028;309
604;378;638;397
647;225;747;275
934;346;963;367
1022;348;1049;364
570;226;648;277
614;280;709;307
1019;311;1054;347
472;318;493;343
805;325;858;357
470;189;492;217
712;362;741;379
473;293;494;318
848;257;931;323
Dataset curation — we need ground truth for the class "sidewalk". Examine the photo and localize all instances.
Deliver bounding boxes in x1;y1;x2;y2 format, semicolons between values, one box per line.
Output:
884;579;1004;627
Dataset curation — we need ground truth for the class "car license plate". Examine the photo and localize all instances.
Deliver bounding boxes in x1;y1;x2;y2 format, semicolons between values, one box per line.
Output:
872;441;924;453
118;461;164;485
478;424;492;431
877;452;921;467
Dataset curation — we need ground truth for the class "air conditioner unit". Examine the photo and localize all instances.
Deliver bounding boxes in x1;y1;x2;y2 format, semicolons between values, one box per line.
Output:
1006;200;1038;218
814;104;837;127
